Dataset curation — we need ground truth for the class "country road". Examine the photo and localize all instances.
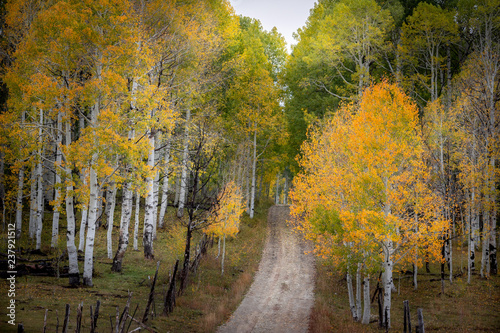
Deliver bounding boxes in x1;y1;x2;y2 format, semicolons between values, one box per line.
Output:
217;205;316;333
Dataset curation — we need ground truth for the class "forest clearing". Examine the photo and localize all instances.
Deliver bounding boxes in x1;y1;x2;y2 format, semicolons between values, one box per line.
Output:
0;0;499;332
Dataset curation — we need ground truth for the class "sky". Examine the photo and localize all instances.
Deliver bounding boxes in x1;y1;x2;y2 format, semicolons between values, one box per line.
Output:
229;0;317;51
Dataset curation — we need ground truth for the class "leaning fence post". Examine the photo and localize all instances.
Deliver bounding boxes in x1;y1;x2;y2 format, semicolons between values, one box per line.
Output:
62;304;70;333
416;308;425;333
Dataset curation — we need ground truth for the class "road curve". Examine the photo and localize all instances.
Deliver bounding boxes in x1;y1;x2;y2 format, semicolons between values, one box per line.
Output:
217;205;315;333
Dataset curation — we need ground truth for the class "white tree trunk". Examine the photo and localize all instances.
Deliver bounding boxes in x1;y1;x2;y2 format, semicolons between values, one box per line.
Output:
221;234;226;275
112;182;133;271
250;129;257;219
383;242;393;328
144;134;155;259
414;253;418;290
35;108;44;250
356;263;362;322
133;191;140;251
35;157;43;250
275;173;280;205
65;121;79;286
283;174;288;205
152;170;159;239
177;109;191;218
481;209;490;278
51;112;63;248
106;182;117;259
78;171;89;252
361;275;370;324
347;268;357;320
158;140;171;228
83;165;99;286
449;227;453;283
29;164;36;239
15;167;24;239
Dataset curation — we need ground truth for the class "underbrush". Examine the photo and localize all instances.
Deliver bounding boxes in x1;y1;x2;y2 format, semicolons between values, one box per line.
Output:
0;200;271;332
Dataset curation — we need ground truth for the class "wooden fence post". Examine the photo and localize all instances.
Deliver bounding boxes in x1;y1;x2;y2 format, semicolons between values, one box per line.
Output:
403;300;412;333
43;308;48;333
62;304;70;333
416;308;425;333
75;302;82;333
164;259;179;315
143;261;160;323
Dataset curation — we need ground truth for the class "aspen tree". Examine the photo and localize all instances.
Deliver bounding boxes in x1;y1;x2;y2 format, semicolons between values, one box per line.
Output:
291;81;448;327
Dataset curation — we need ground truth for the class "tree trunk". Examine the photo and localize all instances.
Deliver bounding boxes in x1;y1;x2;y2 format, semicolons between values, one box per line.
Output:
158;140;171;228
283;173;288;205
481;208;490;278
383;242;393;328
51;112;63;248
143;134;155;259
179;223;192;294
15;167;24;239
35;147;44;250
65;121;79;286
106;182;117;259
250;128;257;219
29;165;36;239
275;173;280;205
221;234;226;275
78;172;88;253
133;191;140;251
152;171;159;239
356;263;362;322
83;165;99;287
361;275;370;324
112;182;133;272
347;268;357;320
177;109;191;218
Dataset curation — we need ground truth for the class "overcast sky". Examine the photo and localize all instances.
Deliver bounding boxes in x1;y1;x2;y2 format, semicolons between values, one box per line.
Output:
229;0;317;51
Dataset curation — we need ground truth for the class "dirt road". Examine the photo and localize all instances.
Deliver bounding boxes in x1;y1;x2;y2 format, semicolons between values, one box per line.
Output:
217;205;315;333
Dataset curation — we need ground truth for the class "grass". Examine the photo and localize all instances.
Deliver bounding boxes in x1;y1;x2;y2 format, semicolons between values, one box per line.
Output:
309;240;500;332
0;199;270;332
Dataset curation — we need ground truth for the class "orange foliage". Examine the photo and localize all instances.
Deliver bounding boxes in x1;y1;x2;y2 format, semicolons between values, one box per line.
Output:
290;81;449;271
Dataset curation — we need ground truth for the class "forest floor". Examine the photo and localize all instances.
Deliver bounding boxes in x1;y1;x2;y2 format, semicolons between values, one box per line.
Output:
2;204;500;332
217;205;315;333
0;201;271;332
309;241;500;332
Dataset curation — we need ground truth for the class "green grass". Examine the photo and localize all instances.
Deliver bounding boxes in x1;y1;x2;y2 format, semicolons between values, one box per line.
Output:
0;200;270;332
310;240;500;332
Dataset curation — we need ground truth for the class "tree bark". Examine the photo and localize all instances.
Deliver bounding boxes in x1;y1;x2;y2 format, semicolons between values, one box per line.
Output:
158;140;171;228
361;275;370;325
15;167;24;239
179;222;192;294
152;171;159;239
143;133;155;259
83;165;99;286
356;263;362;322
51;112;63;248
177;109;191;218
250;128;257;219
65;121;79;286
347;268;357;320
112;182;133;272
29;165;36;239
133;191;140;251
221;234;226;275
383;241;393;328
